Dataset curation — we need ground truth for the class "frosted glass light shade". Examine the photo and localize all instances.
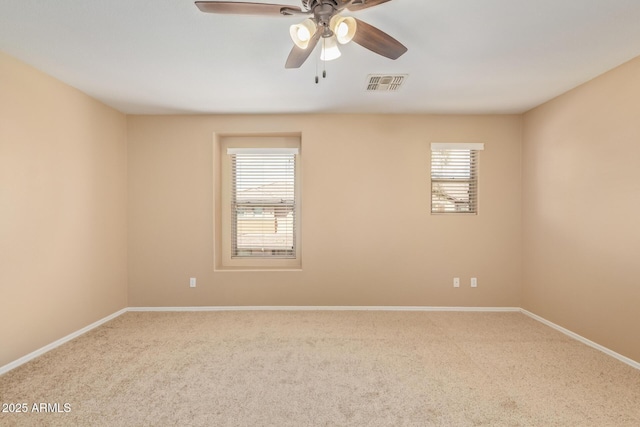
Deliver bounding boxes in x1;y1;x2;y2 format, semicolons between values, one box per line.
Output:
330;16;357;44
290;19;316;49
320;36;341;61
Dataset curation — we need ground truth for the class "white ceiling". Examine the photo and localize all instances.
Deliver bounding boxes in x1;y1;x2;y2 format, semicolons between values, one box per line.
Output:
2;0;640;115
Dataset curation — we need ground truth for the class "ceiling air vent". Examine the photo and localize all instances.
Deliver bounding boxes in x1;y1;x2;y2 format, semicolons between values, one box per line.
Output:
366;74;407;92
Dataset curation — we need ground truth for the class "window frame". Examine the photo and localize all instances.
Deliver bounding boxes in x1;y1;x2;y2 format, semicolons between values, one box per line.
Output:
215;135;302;270
430;142;484;215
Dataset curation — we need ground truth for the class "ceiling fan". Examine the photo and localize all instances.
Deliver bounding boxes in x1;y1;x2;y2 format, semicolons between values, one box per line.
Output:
195;0;408;69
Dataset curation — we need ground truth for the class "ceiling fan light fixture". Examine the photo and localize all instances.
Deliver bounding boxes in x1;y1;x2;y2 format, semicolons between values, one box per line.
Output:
330;16;357;44
320;36;341;61
290;18;317;49
194;0;407;69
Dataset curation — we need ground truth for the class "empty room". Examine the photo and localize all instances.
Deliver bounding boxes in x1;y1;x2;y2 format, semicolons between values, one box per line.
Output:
1;0;639;425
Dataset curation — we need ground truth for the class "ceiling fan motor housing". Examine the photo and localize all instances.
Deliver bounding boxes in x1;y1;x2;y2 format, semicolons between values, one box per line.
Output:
303;0;342;11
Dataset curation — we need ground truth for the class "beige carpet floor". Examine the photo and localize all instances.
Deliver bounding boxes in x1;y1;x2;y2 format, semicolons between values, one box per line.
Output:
1;311;639;426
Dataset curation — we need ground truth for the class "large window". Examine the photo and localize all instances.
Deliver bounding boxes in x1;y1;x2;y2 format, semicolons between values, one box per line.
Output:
431;143;484;214
229;148;297;258
217;136;301;269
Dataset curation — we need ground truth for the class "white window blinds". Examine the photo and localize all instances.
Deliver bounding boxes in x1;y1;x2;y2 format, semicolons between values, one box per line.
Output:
228;148;298;258
431;143;484;214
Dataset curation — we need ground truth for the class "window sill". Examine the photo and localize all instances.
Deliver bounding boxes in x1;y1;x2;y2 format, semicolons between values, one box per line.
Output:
214;266;303;273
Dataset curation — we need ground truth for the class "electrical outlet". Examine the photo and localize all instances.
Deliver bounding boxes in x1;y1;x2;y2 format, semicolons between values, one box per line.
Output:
471;277;477;288
190;277;196;288
453;277;460;288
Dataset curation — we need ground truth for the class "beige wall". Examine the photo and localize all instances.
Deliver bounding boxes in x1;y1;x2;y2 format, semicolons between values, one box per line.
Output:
127;114;522;308
0;52;128;367
522;56;640;362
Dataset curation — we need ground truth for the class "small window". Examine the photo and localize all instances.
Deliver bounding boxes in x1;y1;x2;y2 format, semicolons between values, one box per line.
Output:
431;143;484;214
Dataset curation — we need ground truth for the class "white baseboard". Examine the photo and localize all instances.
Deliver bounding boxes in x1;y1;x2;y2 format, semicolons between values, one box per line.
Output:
0;308;128;376
520;309;640;371
128;306;522;312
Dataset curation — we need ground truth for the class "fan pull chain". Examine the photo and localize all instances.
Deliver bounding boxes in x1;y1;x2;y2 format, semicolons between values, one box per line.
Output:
315;38;327;84
322;37;328;79
315;38;323;84
315;47;319;84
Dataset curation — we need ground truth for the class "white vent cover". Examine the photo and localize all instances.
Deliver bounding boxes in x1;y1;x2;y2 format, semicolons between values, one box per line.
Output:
366;74;407;92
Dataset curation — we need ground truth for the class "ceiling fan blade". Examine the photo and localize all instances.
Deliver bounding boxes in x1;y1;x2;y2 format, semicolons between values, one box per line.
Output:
352;18;407;60
346;0;392;12
285;31;322;69
195;1;302;15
